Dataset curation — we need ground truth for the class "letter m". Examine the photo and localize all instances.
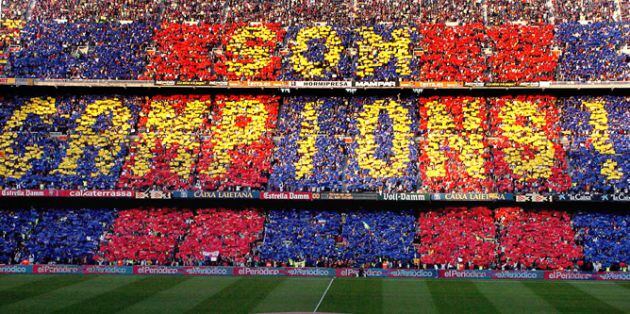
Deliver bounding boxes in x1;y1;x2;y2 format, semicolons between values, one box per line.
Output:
356;27;413;79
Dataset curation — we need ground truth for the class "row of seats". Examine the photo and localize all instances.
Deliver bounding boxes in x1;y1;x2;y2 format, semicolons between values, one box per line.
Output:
2;0;624;24
0;207;626;269
1;94;627;194
2;22;628;81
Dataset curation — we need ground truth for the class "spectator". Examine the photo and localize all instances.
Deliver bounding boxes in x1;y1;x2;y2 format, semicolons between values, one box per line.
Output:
554;0;617;23
0;19;23;76
0;95;140;190
214;23;286;81
162;0;226;23
487;24;558;82
0;96;65;189
50;95;140;190
487;0;549;25
0;208;38;264
142;23;219;81
418;23;487;82
260;209;341;266
1;0;29;20
0;206;625;270
419;0;483;24
340;210;416;266
31;0;160;22
97;208;192;265
282;25;353;80
355;0;420;26
355;25;418;81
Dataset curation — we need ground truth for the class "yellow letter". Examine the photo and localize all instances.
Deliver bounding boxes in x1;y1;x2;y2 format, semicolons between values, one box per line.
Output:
225;25;277;78
55;98;132;177
294;101;321;179
355;99;413;178
201;98;270;177
498;99;555;180
424;98;486;179
289;26;343;79
583;100;623;180
0;97;56;179
356;27;412;79
127;97;210;179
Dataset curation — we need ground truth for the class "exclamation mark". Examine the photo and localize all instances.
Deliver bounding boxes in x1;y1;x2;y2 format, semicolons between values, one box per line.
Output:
584;100;623;181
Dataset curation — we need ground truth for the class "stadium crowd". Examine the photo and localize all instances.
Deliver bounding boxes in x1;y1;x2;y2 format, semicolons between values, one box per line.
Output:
177;208;264;266
118;95;212;190
1;0;30;20
418;24;486;82
0;0;627;280
486;0;548;25
97;208;192;265
0;206;626;271
554;0;618;23
0;13;625;81
418;96;492;193
561;96;629;193
25;209;115;264
8;21;153;80
417;207;496;269
344;97;419;192
573;211;629;269
269;97;348;192
496;207;582;270
489;95;571;193
141;23;219;81
196;95;279;191
555;22;629;82
0;208;38;264
8;0;618;26
260;209;342;267
0;94;627;194
0;19;23;76
30;0;160;22
0;95;141;190
339;210;416;265
419;0;483;24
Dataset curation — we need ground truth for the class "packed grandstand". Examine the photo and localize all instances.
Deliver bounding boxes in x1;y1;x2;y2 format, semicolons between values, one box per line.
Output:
0;0;628;277
0;206;628;272
0;0;627;82
0;94;626;194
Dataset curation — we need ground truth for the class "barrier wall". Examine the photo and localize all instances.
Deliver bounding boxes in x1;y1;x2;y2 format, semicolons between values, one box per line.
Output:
1;265;627;281
1;189;628;203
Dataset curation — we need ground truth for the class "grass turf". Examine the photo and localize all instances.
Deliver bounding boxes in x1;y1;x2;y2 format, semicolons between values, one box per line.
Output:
0;275;628;313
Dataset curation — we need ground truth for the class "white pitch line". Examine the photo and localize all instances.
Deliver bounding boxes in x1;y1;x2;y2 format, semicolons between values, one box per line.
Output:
313;277;335;313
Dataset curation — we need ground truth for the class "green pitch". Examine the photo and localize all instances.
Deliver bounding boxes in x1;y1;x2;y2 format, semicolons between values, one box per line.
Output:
0;275;628;313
